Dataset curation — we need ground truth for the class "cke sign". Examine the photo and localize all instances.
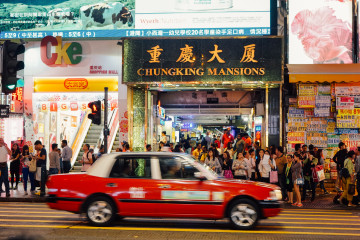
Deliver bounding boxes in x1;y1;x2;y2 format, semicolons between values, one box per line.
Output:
41;36;82;66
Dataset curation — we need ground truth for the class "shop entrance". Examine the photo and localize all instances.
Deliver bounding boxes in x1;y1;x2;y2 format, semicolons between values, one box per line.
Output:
148;89;266;151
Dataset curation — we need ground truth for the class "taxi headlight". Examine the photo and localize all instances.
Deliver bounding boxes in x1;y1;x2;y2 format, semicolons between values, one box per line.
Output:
268;190;282;201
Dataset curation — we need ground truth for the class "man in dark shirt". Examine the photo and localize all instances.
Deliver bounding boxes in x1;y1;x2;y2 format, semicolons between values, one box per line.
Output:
34;140;47;194
333;142;347;191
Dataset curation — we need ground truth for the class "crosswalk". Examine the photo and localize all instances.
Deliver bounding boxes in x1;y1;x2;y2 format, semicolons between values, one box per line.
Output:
0;202;359;238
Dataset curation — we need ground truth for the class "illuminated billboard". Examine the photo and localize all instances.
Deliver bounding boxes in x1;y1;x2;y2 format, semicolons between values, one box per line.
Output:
0;0;272;39
289;0;352;64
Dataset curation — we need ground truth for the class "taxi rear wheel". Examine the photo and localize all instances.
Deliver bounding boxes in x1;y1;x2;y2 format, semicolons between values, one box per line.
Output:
86;196;116;226
228;199;259;230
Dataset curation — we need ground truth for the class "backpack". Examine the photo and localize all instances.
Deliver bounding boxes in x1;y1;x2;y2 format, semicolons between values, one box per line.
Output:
86;152;96;164
339;167;350;179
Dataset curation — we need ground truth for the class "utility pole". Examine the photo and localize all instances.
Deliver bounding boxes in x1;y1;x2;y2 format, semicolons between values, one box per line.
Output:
104;87;109;153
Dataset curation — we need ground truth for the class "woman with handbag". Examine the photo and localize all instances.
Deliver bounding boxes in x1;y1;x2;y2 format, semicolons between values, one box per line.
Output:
292;153;303;207
302;152;318;202
221;151;233;179
337;150;356;207
316;149;329;194
232;152;248;180
21;145;36;195
284;154;294;204
9;143;21;190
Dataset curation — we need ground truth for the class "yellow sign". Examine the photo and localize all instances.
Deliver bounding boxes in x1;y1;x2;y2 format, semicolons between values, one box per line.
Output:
338;109;360;116
208;44;225;63
176;44;195;63
147;45;163;63
240;44;258;63
34;77;118;92
299;84;317;96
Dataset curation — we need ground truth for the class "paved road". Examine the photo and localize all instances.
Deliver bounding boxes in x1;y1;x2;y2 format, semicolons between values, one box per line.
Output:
0;202;359;240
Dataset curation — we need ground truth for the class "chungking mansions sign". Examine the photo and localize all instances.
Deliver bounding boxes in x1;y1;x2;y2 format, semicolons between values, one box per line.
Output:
123;37;283;84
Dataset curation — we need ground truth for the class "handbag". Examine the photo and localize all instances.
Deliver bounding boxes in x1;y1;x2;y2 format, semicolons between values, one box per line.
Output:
312;167;319;183
224;170;233;179
29;159;37;173
316;165;325;182
348;183;356;195
270;169;278;183
295;170;304;185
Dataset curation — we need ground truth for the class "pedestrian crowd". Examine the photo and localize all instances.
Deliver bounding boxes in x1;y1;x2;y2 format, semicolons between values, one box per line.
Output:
157;130;360;208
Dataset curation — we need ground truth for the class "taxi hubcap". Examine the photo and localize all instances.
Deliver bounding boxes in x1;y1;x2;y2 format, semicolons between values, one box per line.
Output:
231;203;257;227
88;201;113;223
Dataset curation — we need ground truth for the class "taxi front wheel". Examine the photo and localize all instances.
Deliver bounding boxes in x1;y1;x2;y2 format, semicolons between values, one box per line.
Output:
86;196;116;226
228;199;259;230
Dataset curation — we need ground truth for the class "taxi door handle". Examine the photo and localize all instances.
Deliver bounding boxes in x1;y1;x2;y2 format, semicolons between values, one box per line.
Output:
158;184;171;189
106;183;117;187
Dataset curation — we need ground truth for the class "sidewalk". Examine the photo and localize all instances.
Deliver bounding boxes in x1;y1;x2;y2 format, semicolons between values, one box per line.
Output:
0;182;46;202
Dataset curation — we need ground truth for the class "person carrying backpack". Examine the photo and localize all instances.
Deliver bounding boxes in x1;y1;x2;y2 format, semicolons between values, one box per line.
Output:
79;144;93;172
302;151;318;202
337;151;356;207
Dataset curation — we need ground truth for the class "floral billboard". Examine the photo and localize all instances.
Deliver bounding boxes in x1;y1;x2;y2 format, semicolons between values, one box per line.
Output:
289;0;352;64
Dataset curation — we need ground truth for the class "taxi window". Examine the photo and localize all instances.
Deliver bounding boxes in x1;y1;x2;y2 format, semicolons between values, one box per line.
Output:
159;157;198;180
109;157;151;178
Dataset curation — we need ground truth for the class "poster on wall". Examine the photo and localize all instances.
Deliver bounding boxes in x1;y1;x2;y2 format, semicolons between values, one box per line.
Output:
289;0;352;64
317;85;331;95
287;132;306;144
298;84;317;96
298;96;315;108
288;107;304;118
306;132;327;148
335;83;360;96
315;95;331;108
336;115;360;128
327;134;340;148
307;118;327;132
336;97;354;110
314;107;330;117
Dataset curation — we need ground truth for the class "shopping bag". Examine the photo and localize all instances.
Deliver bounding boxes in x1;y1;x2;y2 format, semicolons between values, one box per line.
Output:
270;170;278;183
312;167;319;183
223;170;233;179
348;184;356;195
29;159;37;173
316;165;325;182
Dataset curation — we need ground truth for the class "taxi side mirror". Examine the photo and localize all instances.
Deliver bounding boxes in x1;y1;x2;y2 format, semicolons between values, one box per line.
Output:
194;172;206;181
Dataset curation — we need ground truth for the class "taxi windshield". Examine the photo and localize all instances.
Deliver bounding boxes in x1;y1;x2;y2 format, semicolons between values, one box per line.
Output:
188;155;219;180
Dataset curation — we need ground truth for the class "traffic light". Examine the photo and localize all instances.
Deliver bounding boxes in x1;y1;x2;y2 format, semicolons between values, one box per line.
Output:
88;100;101;125
1;41;25;94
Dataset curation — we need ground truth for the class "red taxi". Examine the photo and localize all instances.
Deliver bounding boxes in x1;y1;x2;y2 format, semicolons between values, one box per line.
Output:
47;152;282;230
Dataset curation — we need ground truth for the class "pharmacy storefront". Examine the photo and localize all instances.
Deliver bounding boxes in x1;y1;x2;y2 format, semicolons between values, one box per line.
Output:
23;37;125;152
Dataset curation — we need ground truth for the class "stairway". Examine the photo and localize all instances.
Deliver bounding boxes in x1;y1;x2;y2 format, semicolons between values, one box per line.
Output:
111;131;120;152
72;123;103;172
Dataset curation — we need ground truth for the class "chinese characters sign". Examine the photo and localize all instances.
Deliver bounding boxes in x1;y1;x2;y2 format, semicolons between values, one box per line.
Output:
123;38;283;84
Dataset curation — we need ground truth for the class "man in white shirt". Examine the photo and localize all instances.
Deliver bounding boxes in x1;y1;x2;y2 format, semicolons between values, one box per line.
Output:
0;138;12;197
61;140;73;173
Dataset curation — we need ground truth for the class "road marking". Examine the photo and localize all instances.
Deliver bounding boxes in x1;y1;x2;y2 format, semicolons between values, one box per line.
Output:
270;217;360;221
261;225;360;231
283;209;347;212
278;214;358;218
0;219;82;223
0;214;80;219
0;210;73;214
274;221;360;226
1;224;360;237
281;211;352;215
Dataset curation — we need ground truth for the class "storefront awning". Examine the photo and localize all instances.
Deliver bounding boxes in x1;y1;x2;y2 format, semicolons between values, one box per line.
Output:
287;64;360;83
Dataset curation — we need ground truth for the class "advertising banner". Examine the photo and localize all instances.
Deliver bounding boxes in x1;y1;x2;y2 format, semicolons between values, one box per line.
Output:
343;134;360;150
0;0;272;39
314;107;330;117
307;118;327;132
306;132;327;148
327;119;336;134
123;38;283;84
287;132;305;144
335;83;360;96
336;115;360;128
354;96;360;108
304;109;314;118
287;118;308;132
335;128;359;135
289;0;352;64
288;107;304;118
298;84;317;96
317;85;331;95
336;97;354;110
327;134;340;148
315;95;331;108
338;109;360;116
298;96;315;108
